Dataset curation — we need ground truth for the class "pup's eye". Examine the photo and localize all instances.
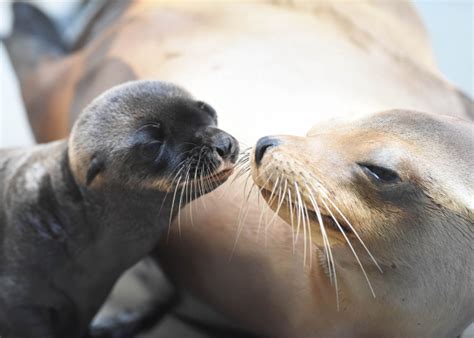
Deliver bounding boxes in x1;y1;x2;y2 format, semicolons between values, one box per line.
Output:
135;123;164;159
136;123;163;142
359;163;400;183
196;101;210;111
140;123;162;140
140;141;162;159
196;101;217;120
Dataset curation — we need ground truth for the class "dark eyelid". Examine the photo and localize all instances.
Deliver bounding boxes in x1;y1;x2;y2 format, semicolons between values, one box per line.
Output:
139;122;161;130
357;163;401;183
196;101;217;120
136;123;163;141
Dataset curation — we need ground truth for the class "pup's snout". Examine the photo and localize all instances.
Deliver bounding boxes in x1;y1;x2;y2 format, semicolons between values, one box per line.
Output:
255;136;280;166
211;130;239;162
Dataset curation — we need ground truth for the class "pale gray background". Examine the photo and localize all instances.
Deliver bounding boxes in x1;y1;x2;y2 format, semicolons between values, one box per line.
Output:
414;0;473;96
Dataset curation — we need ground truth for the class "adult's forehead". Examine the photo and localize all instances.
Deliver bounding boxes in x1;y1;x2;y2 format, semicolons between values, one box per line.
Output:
355;110;473;157
360;111;473;206
313;110;473;212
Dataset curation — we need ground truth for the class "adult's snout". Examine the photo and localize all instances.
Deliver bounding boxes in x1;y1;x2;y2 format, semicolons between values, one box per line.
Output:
254;136;280;166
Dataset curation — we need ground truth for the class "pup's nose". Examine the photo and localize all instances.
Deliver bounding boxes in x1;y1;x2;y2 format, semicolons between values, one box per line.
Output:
255;136;280;166
214;132;239;162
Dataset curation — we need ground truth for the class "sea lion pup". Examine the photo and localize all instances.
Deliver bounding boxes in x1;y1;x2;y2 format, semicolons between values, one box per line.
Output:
248;110;473;337
0;80;239;338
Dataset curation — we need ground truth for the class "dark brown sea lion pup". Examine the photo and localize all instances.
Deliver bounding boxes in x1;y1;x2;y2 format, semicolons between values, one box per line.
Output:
0;80;238;338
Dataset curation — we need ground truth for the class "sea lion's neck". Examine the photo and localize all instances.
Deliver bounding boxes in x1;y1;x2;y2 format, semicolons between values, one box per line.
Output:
45;143;178;330
50;143;177;259
80;184;175;262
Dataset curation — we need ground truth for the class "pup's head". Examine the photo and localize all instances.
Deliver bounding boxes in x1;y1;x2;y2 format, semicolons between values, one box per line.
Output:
69;80;239;194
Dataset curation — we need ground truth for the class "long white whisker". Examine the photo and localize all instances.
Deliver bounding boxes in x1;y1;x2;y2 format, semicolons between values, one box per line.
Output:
287;187;296;253
322;195;382;273
167;175;183;241
307;192;339;309
320;198;376;297
294;182;304;245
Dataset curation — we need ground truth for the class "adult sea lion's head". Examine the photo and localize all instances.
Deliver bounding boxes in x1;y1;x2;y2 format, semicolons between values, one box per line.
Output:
250;110;473;336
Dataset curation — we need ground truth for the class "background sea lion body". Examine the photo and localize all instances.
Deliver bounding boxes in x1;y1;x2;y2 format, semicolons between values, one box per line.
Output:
4;1;473;336
4;1;472;144
0;80;238;337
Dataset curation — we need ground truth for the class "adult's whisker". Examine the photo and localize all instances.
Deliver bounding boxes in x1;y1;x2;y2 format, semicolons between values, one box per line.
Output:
231;182;256;260
265;178;287;230
322;195;383;274
286;187;297;253
320;198;376;298
307;192;339;309
294;182;305;245
302;202;313;268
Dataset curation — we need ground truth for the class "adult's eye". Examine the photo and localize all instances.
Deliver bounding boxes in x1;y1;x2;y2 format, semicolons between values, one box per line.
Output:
358;163;401;183
140;141;162;159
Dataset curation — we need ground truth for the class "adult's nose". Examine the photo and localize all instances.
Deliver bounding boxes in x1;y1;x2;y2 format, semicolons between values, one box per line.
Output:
254;136;280;166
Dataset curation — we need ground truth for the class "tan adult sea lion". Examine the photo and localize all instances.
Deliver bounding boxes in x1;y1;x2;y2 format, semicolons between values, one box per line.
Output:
4;0;473;336
247;109;473;337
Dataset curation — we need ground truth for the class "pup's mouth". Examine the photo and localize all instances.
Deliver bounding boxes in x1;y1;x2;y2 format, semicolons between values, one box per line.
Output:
187;161;235;189
260;188;352;236
203;167;234;184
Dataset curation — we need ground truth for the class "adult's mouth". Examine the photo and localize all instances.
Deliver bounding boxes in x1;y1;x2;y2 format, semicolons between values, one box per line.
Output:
259;188;352;236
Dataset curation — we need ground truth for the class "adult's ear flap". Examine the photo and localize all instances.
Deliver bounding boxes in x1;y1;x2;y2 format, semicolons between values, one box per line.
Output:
86;155;104;186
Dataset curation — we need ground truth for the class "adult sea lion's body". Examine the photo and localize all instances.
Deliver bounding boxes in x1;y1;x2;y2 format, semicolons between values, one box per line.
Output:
5;1;473;336
0;80;238;337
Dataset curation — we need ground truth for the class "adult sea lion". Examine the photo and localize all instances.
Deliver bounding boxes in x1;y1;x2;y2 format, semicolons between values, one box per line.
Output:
0;80;238;338
247;109;473;337
4;0;473;336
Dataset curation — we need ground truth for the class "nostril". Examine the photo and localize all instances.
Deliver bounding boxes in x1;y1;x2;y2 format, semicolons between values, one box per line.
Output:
214;135;234;159
215;145;226;158
255;136;280;166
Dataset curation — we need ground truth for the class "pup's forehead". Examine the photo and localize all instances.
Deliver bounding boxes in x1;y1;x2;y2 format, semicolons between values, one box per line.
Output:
87;80;192;115
106;80;192;101
80;80;198;127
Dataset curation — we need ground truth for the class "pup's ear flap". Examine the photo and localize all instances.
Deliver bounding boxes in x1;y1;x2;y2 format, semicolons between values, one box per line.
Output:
86;155;104;186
